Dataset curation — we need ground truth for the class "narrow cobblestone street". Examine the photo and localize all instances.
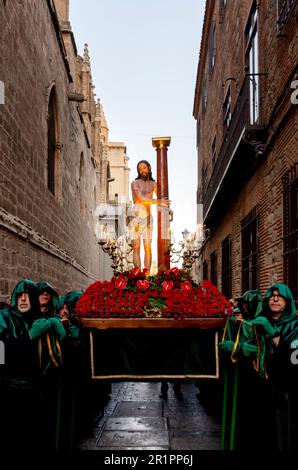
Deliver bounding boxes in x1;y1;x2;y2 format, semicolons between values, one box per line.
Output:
79;382;221;451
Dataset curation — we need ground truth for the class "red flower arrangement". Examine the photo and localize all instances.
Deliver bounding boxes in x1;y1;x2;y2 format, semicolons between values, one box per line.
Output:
75;267;232;319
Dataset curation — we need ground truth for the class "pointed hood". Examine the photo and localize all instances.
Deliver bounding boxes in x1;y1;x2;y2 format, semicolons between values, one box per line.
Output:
36;281;59;315
262;283;298;344
236;289;263;319
10;279;39;315
57;291;83;319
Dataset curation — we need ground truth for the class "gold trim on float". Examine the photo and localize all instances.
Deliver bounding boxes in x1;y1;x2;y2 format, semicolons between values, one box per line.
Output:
89;331;220;380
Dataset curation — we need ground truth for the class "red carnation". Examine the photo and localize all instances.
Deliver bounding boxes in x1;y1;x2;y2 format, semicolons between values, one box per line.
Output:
165;267;179;276
103;281;114;293
130;267;142;278
137;279;150;291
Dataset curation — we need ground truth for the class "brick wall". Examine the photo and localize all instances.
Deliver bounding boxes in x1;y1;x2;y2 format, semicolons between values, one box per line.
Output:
194;0;298;297
0;0;102;302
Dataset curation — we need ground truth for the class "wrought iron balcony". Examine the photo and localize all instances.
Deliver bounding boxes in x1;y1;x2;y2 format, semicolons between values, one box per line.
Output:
203;75;267;224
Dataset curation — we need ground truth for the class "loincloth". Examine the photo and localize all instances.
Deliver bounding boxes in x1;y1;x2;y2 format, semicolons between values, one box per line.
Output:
130;214;153;239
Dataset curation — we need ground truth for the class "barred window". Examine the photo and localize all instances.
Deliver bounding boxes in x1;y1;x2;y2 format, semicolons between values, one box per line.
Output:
277;0;296;35
222;236;232;299
202;162;208;197
201;79;207;112
241;207;258;291
210;251;218;286
223;86;232;132
196;119;200;148
208;23;216;75
219;0;228;23
282;164;298;302
245;1;260;124
212;136;217;168
203;260;209;280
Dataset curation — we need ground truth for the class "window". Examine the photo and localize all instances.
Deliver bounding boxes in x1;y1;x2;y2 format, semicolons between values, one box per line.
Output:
219;0;228;23
208;23;216;75
222;236;232;299
283;165;298;302
47;87;57;195
220;0;227;10
210;251;218;286
47;86;61;201
79;152;85;215
245;2;259;124
203;260;209;280
241;207;258;291
212;136;217;167
201;79;207;112
277;0;296;35
223;86;232;131
202;162;208;197
196;119;200;148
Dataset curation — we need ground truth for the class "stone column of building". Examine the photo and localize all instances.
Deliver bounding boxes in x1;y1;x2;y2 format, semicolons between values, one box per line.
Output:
152;136;171;272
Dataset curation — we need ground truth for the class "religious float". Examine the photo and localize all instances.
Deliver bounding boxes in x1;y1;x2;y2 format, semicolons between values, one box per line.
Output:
76;267;231;380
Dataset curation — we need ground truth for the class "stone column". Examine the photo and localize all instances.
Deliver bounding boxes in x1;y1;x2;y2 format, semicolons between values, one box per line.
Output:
152;136;171;272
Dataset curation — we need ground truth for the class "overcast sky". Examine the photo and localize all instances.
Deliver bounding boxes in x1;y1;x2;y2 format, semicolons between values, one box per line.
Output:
69;0;205;265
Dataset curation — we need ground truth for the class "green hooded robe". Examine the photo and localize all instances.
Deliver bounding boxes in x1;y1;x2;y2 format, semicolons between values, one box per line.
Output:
36;281;59;317
260;283;298;449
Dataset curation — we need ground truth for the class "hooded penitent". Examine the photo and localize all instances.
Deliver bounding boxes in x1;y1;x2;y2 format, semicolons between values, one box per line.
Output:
236;290;263;320
56;291;83;339
219;289;278;378
261;283;298;345
261;284;298;448
0;279;41;383
36;281;59;317
57;291;83;319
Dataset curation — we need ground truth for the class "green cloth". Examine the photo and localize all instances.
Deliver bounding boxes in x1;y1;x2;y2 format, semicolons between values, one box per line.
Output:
48;317;66;341
236;289;263;319
10;279;39;317
57;291;82;339
57;291;83;319
261;284;298;449
29;318;52;339
0;280;40;384
218;316;268;377
261;283;298;345
90;329;218;378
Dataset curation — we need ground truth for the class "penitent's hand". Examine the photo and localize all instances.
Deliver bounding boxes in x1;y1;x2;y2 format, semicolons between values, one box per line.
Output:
272;336;280;347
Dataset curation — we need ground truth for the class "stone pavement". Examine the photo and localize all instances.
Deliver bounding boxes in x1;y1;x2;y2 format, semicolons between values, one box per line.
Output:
78;382;221;450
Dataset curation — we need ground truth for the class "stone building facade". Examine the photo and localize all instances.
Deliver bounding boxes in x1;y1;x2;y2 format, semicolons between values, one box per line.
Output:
193;0;298;301
0;0;130;303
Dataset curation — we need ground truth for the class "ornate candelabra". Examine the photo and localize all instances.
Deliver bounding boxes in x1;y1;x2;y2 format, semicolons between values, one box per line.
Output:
97;225;133;273
168;224;209;273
